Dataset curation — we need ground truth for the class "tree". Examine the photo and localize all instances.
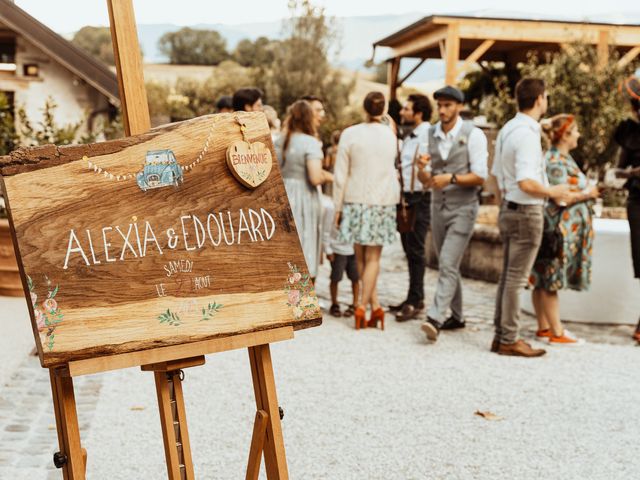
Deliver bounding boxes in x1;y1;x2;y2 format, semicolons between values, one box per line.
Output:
72;26;114;65
372;62;388;84
159;27;229;65
466;44;637;174
266;0;354;140
148;61;259;121
233;37;279;68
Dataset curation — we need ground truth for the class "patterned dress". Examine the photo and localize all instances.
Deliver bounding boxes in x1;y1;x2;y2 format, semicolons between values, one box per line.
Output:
530;148;594;292
338;203;397;246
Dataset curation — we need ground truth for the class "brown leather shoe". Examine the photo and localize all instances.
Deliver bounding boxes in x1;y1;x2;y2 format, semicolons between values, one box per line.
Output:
490;335;500;353
395;303;423;322
497;339;546;357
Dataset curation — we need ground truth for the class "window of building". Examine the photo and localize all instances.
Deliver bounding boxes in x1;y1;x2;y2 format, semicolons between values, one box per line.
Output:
23;64;39;77
0;38;17;73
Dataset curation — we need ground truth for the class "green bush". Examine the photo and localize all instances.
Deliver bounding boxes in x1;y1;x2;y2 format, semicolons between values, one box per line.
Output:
465;43;637;175
0;92;17;155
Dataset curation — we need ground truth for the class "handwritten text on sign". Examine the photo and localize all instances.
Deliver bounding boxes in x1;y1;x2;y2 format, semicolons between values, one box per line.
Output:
63;207;276;269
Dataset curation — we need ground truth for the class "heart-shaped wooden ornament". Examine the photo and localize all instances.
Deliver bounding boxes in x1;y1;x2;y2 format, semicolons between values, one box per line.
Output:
225;140;273;189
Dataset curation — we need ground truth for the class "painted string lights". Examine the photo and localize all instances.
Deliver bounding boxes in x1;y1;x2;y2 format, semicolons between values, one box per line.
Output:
83;117;219;182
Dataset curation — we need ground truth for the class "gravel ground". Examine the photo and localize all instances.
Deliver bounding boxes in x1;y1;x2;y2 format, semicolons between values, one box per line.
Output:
0;297;37;386
81;242;640;480
1;240;639;479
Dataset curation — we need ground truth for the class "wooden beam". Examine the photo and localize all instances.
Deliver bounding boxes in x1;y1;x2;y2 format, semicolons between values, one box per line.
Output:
397;58;426;87
597;30;610;69
454;17;640;46
67;327;294;377
438;40;446;60
445;23;460;86
390;26;448;58
107;0;150;136
457;40;495;78
388;58;401;101
618;45;640;69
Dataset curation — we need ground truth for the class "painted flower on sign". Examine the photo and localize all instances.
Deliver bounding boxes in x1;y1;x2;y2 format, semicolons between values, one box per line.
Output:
283;263;320;321
35;309;46;330
288;289;300;305
27;275;64;351
43;298;58;313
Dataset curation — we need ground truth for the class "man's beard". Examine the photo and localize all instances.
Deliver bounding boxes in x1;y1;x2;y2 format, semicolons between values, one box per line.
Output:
440;114;455;125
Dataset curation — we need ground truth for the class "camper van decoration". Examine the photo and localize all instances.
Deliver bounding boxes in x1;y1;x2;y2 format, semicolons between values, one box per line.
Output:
137;150;184;191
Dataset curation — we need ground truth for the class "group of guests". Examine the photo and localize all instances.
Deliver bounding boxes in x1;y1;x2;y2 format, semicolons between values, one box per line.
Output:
220;75;640;355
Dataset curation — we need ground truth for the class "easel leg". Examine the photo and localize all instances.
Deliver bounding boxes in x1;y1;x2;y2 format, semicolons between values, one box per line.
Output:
50;369;86;480
248;345;289;480
154;370;196;480
246;410;268;480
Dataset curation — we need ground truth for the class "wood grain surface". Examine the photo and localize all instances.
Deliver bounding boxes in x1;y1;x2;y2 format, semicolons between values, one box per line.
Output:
0;112;322;368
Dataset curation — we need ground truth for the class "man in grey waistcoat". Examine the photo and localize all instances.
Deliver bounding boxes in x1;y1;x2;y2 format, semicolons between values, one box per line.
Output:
418;86;488;341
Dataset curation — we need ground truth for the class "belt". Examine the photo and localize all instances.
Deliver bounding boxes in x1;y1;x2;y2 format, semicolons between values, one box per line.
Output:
505;201;541;211
404;190;430;196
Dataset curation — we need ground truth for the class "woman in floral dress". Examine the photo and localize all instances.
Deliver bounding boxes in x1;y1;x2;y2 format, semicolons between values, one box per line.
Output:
332;92;400;330
530;114;599;346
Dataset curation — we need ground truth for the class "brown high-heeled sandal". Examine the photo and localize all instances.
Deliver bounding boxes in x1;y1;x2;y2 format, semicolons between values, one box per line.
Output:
354;306;367;330
368;307;385;330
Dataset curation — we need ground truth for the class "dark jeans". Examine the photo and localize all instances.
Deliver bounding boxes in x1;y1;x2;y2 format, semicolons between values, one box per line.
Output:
399;191;431;306
628;198;640;279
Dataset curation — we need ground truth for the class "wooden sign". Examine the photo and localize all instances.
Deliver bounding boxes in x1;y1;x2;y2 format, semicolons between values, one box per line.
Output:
0;112;322;368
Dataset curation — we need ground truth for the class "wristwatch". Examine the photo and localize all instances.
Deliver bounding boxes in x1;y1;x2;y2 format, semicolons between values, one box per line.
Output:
450;173;458;185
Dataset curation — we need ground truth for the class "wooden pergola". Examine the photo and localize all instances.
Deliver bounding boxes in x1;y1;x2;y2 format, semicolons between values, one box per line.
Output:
373;15;640;99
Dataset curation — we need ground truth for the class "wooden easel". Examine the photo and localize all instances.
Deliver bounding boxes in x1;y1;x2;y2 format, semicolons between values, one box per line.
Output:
47;1;290;478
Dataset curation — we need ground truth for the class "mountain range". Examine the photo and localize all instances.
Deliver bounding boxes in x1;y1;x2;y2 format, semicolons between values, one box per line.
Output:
125;10;640;84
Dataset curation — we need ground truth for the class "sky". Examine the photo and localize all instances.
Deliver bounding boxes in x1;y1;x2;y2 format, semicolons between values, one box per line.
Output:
13;0;640;32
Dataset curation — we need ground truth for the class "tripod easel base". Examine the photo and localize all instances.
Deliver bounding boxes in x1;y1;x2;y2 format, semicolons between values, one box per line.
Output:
48;329;293;480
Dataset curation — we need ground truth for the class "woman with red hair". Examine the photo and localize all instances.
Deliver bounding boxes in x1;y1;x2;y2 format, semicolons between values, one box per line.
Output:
529;114;599;346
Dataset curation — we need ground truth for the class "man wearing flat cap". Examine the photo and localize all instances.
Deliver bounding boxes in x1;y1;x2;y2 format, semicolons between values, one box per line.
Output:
417;86;489;342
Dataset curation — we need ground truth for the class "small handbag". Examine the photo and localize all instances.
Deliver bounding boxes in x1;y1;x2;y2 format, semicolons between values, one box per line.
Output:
396;142;420;233
537;219;564;260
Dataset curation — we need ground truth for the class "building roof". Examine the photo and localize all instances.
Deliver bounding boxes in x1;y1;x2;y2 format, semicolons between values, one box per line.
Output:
375;14;640;49
0;0;119;106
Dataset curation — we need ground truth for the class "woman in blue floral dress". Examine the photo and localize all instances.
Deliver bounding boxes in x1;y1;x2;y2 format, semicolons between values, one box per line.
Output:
530;114;599;346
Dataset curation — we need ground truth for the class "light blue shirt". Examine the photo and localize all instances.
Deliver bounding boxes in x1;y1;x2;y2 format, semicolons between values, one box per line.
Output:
492;112;548;205
400;122;429;192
